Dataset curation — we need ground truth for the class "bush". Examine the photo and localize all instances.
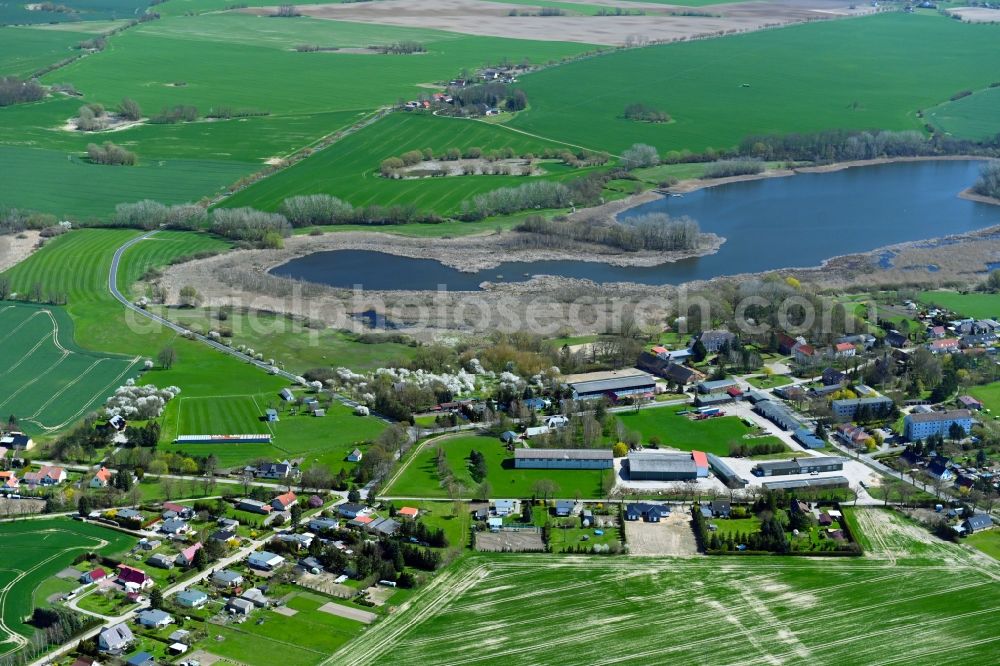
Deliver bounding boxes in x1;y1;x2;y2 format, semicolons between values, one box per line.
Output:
149;105;198;124
212;207;291;242
621;143;660;169
86;142;136;166
118;97;142;121
461;181;572;220
623;102;670;123
973;160;1000;199
279;194;354;226
108;200;206;230
702;158;765;179
515;212;701;252
0;76;45;107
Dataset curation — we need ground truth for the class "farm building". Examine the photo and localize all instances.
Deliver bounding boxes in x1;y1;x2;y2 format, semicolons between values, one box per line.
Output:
0;433;33;450
762;476;850;492
707;453;747;489
696;378;740;394
265;408;279;422
627;452;697;481
695;392;733;407
793;428;826;450
636;352;703;385
692;450;709;477
564;369;655;401
237;499;272;514
279;388;294;401
963;514;993;534
754;399;803;431
513;448;613;470
347;449;363;462
903;409;973;441
752;457;844;477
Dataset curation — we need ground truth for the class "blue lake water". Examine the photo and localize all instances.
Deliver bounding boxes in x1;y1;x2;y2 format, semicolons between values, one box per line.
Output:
271;160;1000;290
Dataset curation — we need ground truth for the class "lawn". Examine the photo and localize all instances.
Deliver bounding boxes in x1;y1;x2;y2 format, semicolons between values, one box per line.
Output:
221;112;602;215
965;529;1000;561
616;408;754;456
746;374;794;389
967;382;1000;414
384;434;610;499
508;13;1000;155
918;290;1000;320
334;511;1000;666
0;301;142;435
0;519;133;649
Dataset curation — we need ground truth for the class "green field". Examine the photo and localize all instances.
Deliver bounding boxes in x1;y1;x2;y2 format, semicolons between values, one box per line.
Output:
0;302;142;434
333;509;1000;666
0;0;148;26
927;85;1000;140
162;394;386;469
175;394;270;435
616;408;757;456
967;382;1000;414
0;145;253;218
0;519;133;656
966;529;1000;561
0;25;96;77
221;112;594;214
384;434;609;499
918;290;1000;319
508;13;1000;154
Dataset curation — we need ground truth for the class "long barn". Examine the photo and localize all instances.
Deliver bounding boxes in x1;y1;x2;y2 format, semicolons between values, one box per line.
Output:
513;448;613;469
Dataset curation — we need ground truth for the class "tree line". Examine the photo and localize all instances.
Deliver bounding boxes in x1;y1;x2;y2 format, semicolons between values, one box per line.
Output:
0;76;45;107
514;212;703;252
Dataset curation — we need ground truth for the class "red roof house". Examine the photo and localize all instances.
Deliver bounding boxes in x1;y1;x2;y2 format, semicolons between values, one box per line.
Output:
398;507;419;519
271;492;297;511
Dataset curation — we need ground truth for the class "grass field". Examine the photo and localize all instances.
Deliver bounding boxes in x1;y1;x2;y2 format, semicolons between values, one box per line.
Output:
0;0;148;26
508;13;1000;154
384;434;609;499
0;25;95;77
221;112;597;214
918;290;1000;319
616;408;756;456
332;509;1000;666
965;529;1000;561
175;394;270;436
0;145;253;218
0;301;142;434
0;519;133;658
926;85;1000;140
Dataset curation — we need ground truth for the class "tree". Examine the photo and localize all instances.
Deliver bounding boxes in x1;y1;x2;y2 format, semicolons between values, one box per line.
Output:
532;479;559;501
149;587;163;609
620;143;659;169
76;494;92;516
192;546;208;571
347;488;361;503
114;470;133;491
157;346;176;370
612;442;628;458
178;285;202;308
0;276;9;301
691;338;708;363
290;503;303;526
949;421;966;441
118;97;142;121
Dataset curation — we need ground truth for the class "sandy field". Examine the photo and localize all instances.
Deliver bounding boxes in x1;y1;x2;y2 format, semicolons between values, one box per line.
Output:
624;510;698;556
318;600;378;623
244;0;874;46
946;7;1000;23
0;231;42;274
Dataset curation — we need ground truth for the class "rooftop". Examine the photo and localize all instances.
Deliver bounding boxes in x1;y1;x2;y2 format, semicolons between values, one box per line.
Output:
514;448;613;460
628;452;697;475
905;409;972;423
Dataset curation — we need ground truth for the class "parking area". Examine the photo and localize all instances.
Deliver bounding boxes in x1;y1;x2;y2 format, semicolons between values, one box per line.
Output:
624;511;698;557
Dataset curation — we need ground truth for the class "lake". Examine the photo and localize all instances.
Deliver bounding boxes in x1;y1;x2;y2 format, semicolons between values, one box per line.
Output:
270;160;1000;290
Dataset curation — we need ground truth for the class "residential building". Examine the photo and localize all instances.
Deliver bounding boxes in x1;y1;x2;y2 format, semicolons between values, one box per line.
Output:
555;500;576;517
492;499;519;516
138;609;173;628
175;589;208;608
711;499;731;517
98;623;134;653
307;517;339;532
398;506;419;519
697;378;740;395
752;457;845;477
367;517;400;536
927;338;961;354
279;388;294;401
161;502;194;520
624;502;666;522
833;342;856;358
337;503;366;519
821;368;847;386
247;551;285;571
211;529;237;543
698;329;736;352
90;467;112;488
513;448;613;470
957;395;984;411
116;565;152;590
627;452;697;481
126;652;156;666
175;542;202;567
963;514;993;534
792;343;817;363
22;465;66;486
265;408;279;422
146;553;174;569
159;519;189;536
831;396;894;421
79;567;106;584
0;471;19;491
885;330;908;348
249;460;294;480
212;569;244;587
241;587;270;607
271;491;297;512
227;597;254;615
903;409;973;441
347;449;363;463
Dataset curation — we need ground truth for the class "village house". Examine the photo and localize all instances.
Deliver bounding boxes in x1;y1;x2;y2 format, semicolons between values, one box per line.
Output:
957;395;984;411
248;460;295;480
833;342;856;358
175;589;208;608
0;433;33;451
963;513;993;534
175;542;202;567
927;338;961;354
116;565;152;590
625;502;666;522
308;516;339;532
147;553;174;569
90;467;112;488
699;329;736;352
247;551;285;571
161;502;194;520
0;471;19;491
212;569;244;587
271;491;297;512
79;567;106;584
138;609;173;629
22;465;66;486
337;502;367;519
98;623;134;653
159;518;189;536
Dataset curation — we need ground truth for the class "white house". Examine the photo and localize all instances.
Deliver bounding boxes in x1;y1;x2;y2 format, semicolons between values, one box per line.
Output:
98;623;134;653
